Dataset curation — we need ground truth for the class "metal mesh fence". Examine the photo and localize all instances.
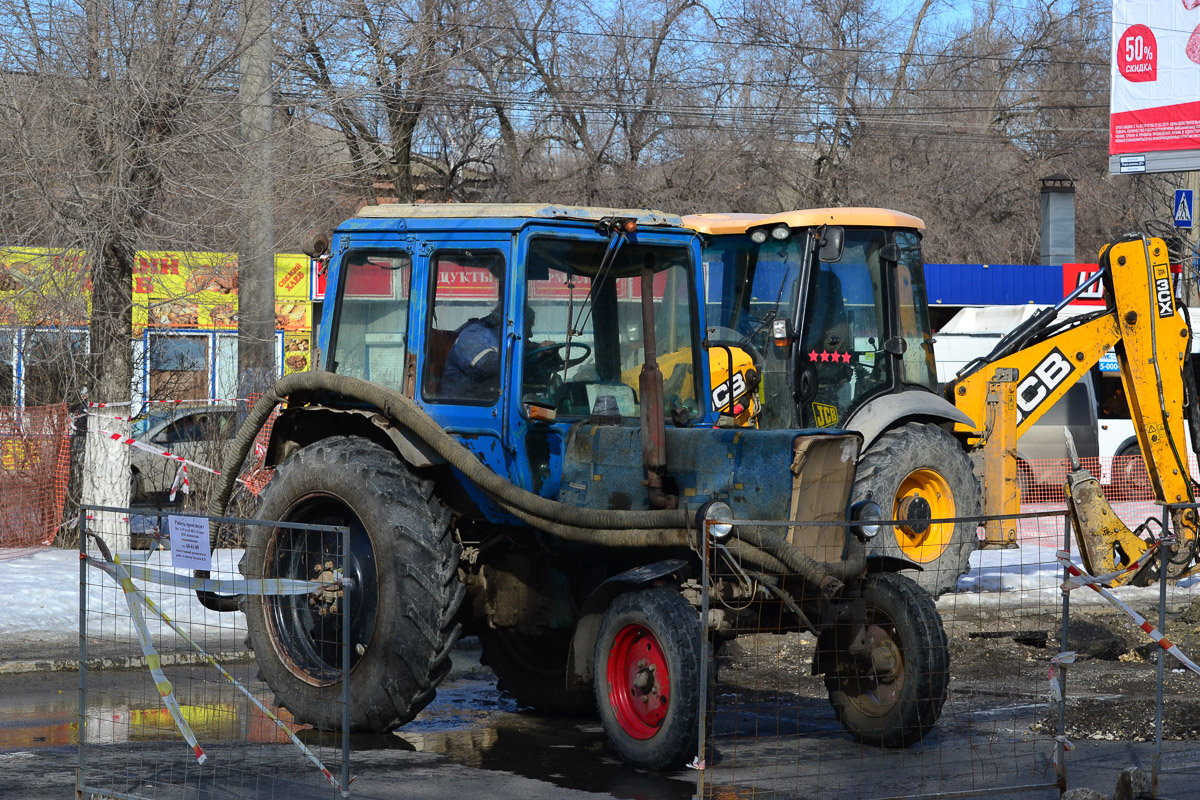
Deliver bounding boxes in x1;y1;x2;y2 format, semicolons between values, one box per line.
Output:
695;513;1070;799
694;496;1200;799
77;505;351;800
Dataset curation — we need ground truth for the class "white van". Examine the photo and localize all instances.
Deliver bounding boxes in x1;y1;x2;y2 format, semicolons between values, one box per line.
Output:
933;305;1100;490
1090;311;1200;493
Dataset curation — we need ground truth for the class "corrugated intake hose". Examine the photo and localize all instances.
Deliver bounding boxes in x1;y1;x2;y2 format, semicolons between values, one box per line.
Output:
200;371;861;608
734;526;866;586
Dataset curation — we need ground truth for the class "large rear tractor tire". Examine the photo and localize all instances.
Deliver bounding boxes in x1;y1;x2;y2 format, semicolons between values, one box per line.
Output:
825;572;949;748
242;436;464;732
479;629;595;715
853;422;980;596
595;588;702;770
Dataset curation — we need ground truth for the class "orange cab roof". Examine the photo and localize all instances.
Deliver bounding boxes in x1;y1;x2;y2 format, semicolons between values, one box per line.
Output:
682;207;925;234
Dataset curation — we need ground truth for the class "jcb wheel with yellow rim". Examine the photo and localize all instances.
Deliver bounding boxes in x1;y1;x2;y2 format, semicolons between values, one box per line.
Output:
852;422;980;597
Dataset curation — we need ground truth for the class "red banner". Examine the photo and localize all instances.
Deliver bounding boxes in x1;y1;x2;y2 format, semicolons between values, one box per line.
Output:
1063;263;1105;306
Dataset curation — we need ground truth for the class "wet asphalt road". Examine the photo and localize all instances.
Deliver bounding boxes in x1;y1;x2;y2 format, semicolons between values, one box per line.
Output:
2;641;1199;799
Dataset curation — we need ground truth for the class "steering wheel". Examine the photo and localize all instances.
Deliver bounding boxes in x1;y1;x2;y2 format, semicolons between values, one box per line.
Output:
525;341;592;369
706;326;765;369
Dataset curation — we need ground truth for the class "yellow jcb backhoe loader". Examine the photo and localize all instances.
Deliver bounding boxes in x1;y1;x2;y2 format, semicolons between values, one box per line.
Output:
946;233;1200;585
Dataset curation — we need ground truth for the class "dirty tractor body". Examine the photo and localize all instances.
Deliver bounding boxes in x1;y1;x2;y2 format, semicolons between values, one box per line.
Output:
211;204;949;769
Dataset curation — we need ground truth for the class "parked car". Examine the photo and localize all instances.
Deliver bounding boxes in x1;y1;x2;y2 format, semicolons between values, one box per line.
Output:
130;405;239;502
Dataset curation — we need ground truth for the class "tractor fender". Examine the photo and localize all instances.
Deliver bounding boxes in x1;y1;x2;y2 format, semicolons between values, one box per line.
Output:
865;554;923;574
844;392;977;452
567;558;690;689
267;406;443;469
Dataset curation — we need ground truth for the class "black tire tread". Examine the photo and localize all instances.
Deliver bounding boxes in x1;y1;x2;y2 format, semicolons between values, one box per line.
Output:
825;572;949;748
242;436;463;733
853;422;980;596
594;587;702;770
478;630;595;716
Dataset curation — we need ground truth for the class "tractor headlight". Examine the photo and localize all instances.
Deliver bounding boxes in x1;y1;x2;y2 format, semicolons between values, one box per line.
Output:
698;500;734;539
750;228;769;244
850;499;883;540
770;224;791;241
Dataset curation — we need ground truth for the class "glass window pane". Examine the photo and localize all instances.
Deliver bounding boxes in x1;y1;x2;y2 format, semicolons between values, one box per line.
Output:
424;251;505;403
148;333;208;401
0;332;13;405
895;231;937;390
330;252;411;393
798;230;889;428
23;329;88;406
522;238;695;419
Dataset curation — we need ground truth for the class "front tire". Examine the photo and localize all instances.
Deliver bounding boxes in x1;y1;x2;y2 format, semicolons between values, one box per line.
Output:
853;422;980;596
825;572;949;748
242;436;464;732
595;588;702;770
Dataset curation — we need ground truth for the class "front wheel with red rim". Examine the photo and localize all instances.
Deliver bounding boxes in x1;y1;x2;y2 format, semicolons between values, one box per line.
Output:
594;587;702;770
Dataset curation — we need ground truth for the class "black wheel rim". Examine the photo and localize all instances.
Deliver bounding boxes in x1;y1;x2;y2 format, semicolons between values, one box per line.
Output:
841;600;905;718
265;496;379;685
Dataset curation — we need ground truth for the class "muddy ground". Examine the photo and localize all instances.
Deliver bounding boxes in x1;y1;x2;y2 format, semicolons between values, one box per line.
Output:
715;596;1200;744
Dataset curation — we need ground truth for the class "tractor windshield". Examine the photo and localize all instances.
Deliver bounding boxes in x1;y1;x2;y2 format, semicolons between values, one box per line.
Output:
702;226;935;430
522;237;697;419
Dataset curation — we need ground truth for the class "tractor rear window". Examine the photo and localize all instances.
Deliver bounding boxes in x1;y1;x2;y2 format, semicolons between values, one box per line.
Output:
328;251;411;392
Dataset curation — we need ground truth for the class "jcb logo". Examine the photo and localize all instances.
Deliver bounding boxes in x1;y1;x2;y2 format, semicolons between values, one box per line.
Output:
712;372;747;411
1016;348;1074;424
811;402;839;428
1156;276;1174;318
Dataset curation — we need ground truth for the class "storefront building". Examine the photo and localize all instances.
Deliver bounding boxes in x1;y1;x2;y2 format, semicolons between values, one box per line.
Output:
0;248;316;407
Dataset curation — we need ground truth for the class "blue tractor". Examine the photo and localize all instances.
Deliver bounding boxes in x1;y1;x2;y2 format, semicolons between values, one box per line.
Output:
208;204;949;770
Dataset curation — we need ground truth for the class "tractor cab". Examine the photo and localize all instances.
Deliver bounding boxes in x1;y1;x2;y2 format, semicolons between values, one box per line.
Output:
683;209;938;432
318;205;718;515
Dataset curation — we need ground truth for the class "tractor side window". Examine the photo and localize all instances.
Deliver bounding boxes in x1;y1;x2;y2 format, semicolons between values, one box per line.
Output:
798;232;889;428
423;250;506;404
329;251;411;393
894;231;937;391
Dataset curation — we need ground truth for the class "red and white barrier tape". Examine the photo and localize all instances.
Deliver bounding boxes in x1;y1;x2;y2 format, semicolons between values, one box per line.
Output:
1056;548;1200;677
91;428;258;492
91;427;277;498
168;463;189;502
96;428;220;475
1060;538;1162;591
83;397;248;410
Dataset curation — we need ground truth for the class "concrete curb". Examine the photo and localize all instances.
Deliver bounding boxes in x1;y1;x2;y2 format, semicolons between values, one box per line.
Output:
0;650;251;675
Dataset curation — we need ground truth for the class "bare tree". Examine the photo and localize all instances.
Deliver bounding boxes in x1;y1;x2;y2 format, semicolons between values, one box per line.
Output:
281;0;450;204
0;0;243;538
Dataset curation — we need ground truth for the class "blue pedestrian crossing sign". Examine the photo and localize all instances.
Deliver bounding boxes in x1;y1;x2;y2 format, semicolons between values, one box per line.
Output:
1176;189;1193;229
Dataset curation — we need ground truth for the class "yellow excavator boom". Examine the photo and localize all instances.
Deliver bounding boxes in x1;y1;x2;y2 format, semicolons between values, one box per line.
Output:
946;234;1198;585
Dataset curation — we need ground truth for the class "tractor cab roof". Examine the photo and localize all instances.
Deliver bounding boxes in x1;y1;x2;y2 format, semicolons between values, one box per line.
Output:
681;207;926;235
347;203;685;231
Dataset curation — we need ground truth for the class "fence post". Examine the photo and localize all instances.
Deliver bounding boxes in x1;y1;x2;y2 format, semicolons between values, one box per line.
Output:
341;525;352;798
1056;511;1072;793
76;508;88;799
695;518;711;798
1152;509;1170;797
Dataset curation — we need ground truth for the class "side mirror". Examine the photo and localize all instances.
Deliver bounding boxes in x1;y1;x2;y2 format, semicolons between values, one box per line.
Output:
818;227;844;262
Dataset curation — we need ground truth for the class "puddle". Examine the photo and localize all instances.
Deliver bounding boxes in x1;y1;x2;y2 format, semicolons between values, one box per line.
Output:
391;674;697;800
0;657;696;799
